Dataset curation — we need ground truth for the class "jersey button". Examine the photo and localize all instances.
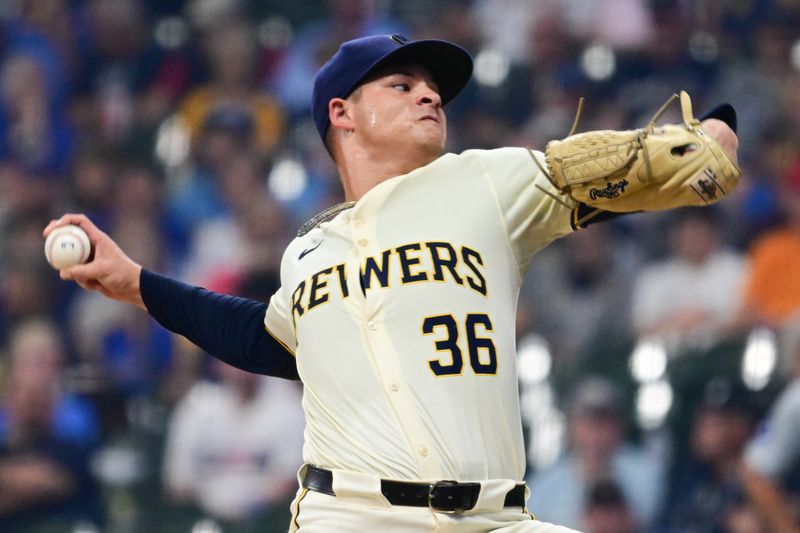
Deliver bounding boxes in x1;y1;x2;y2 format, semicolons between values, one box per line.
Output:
367;321;377;331
390;383;400;392
418;446;429;457
358;238;368;247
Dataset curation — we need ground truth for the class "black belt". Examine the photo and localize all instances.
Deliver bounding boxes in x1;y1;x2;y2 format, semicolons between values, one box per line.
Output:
301;465;526;513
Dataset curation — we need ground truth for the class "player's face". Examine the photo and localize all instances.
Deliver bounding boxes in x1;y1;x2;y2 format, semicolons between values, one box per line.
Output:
349;62;446;158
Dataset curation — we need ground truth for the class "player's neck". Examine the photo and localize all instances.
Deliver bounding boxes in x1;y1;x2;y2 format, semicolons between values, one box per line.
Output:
338;146;438;201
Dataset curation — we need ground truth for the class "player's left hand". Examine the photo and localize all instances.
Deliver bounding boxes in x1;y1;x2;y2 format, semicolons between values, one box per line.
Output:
543;90;742;213
701;118;739;166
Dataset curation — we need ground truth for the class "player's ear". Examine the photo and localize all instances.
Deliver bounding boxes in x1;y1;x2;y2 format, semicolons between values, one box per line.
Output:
329;98;355;132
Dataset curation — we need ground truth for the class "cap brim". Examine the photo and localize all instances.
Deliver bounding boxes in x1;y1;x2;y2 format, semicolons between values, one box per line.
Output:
700;103;737;134
348;39;473;106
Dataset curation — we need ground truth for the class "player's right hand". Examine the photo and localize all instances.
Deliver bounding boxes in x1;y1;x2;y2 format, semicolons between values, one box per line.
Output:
43;214;146;310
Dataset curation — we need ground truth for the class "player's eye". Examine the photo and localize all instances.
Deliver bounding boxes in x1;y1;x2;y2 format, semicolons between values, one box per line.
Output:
392;83;410;92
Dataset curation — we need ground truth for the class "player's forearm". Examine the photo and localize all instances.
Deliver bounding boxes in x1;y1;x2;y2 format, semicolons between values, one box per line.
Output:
741;464;800;533
140;269;299;380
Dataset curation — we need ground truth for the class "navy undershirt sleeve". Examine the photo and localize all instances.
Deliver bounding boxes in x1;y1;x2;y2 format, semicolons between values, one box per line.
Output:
139;269;299;380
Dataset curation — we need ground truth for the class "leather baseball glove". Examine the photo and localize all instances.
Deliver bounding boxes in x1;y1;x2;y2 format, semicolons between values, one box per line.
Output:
541;91;741;213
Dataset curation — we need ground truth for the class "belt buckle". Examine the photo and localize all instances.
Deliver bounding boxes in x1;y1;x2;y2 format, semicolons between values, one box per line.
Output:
428;479;460;513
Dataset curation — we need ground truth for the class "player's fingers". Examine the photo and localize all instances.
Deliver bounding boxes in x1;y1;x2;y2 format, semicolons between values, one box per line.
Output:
43;220;59;237
60;260;98;285
63;269;93;291
66;267;104;293
73;278;102;293
44;213;106;243
65;261;103;283
701;118;739;165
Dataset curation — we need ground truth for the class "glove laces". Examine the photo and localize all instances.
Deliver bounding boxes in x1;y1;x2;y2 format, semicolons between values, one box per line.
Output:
531;91;686;226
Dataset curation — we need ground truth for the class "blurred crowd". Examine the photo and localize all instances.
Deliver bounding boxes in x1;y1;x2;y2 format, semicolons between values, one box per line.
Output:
2;0;800;531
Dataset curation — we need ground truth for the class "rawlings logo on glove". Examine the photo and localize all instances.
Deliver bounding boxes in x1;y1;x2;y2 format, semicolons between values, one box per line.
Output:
540;91;741;213
589;179;630;200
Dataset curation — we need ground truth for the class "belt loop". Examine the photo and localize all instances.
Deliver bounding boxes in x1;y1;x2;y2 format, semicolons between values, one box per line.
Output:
331;468;391;508
472;479;518;513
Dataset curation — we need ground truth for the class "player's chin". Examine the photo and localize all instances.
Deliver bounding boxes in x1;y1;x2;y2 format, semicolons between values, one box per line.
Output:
415;137;446;159
413;124;446;153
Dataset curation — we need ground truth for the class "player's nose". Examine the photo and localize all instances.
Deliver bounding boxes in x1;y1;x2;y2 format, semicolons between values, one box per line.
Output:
416;85;441;108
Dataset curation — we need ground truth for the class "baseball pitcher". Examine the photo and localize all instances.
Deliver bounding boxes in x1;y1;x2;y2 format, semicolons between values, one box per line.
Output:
44;35;740;532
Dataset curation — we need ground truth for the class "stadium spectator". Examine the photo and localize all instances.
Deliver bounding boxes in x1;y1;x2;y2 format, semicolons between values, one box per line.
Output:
0;209;62;345
707;6;799;148
75;0;191;144
0;50;74;173
179;153;275;285
658;376;762;533
523;222;640;364
270;0;406;117
0;318;101;530
527;377;664;529
741;321;800;533
631;207;747;353
165;105;260;251
740;164;800;328
177;19;284;156
162;358;304;527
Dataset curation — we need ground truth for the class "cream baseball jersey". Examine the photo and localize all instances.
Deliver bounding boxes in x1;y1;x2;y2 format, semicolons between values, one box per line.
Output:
265;147;573;482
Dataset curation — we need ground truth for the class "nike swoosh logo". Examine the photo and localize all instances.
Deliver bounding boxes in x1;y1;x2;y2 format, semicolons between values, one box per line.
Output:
298;241;323;260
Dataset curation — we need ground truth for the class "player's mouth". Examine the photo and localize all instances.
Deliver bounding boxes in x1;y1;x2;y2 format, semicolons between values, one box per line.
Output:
420;115;440;123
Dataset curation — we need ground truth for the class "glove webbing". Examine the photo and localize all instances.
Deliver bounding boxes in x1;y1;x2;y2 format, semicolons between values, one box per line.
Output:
639;92;681;185
532;92;682;226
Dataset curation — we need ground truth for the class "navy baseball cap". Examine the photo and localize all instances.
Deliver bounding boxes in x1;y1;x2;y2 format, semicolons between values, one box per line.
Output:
312;34;473;143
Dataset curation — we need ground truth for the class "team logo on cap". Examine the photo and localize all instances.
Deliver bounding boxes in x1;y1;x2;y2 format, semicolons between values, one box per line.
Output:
391;34;410;45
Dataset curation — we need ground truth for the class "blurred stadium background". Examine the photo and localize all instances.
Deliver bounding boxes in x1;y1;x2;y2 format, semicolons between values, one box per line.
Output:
2;0;800;531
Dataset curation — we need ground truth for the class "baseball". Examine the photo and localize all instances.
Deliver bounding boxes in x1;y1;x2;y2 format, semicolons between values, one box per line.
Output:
44;224;92;269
